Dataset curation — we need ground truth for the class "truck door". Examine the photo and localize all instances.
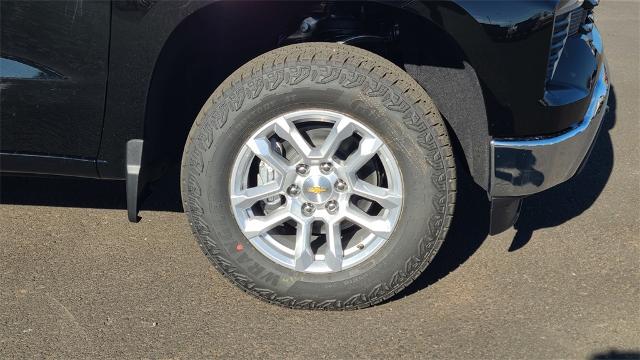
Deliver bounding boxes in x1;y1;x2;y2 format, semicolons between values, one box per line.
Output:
0;0;110;176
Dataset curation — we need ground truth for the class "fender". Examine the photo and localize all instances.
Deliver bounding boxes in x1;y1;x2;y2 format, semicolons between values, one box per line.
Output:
382;1;557;190
100;0;313;179
100;0;556;191
99;0;217;179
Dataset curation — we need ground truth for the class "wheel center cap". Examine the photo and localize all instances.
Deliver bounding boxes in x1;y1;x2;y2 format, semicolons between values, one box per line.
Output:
302;176;333;204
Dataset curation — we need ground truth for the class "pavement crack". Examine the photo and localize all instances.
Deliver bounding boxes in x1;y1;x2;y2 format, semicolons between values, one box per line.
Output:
45;292;90;341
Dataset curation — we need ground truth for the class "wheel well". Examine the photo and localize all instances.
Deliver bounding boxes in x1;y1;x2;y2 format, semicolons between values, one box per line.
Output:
144;1;490;190
143;1;312;176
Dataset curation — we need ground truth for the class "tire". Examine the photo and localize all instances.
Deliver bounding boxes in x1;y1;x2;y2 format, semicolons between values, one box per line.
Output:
181;43;456;310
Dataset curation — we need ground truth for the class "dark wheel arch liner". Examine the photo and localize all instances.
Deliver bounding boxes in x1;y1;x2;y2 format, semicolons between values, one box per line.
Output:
405;61;491;191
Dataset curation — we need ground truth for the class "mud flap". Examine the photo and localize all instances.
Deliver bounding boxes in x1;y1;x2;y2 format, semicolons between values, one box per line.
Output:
126;139;144;222
489;197;523;235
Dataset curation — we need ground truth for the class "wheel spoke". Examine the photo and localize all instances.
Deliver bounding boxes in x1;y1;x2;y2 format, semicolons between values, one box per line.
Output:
344;205;393;238
294;219;315;271
231;109;403;274
239;208;291;238
343;137;383;175
230;182;281;209
318;116;355;159
324;221;343;271
274;116;313;159
246;137;290;175
352;180;402;209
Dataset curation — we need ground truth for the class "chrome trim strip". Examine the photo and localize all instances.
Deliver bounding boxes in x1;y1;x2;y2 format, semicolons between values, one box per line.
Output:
490;61;609;197
556;0;584;15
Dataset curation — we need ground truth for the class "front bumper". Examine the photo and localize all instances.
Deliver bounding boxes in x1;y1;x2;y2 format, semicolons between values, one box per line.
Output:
490;61;610;198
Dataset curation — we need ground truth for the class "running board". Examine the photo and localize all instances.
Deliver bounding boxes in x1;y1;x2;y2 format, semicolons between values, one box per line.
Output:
126;139;144;222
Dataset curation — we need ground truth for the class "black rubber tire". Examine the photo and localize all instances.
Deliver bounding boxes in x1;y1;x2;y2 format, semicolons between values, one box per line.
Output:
181;43;456;310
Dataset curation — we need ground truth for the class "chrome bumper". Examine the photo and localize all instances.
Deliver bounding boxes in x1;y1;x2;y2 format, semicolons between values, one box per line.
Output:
490;62;610;197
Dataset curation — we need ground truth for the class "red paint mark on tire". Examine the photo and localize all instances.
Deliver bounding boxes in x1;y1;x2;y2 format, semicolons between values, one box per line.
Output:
236;243;244;252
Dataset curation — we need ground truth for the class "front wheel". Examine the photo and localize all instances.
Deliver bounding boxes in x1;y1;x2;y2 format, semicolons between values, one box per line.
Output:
181;43;456;309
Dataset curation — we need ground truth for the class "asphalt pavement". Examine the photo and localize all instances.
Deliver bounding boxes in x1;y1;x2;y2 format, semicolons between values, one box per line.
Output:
1;2;638;358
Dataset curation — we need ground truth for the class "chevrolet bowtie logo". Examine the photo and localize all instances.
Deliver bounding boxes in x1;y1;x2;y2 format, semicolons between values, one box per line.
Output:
307;186;328;194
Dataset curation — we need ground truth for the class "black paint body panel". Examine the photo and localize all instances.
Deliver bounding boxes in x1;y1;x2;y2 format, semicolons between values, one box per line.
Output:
0;0;110;174
0;152;101;178
395;1;602;137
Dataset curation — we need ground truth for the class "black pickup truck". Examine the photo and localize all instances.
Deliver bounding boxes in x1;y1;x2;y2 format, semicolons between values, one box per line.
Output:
0;0;609;309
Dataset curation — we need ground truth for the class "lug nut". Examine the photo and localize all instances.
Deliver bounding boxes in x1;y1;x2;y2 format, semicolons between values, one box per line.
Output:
287;184;301;197
325;200;339;214
334;179;348;192
320;162;333;174
301;203;316;216
296;164;309;176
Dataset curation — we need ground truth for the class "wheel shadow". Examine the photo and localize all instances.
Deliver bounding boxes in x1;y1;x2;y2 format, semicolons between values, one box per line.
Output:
393;86;616;300
590;349;640;360
390;160;491;300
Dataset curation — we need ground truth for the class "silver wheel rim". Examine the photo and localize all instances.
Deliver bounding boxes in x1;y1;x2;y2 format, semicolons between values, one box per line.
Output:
229;109;403;274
